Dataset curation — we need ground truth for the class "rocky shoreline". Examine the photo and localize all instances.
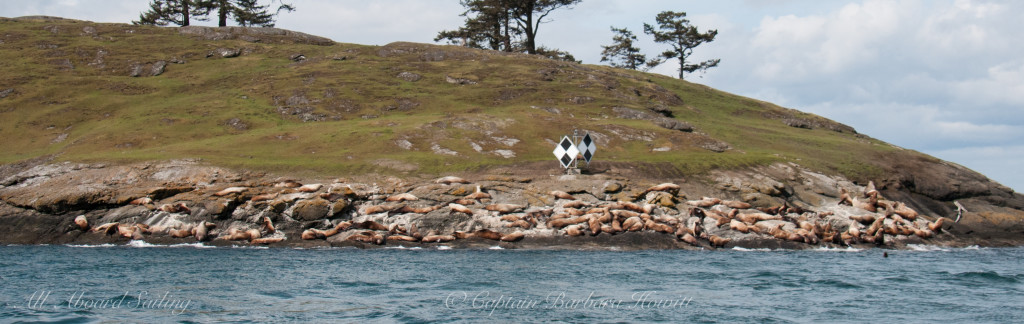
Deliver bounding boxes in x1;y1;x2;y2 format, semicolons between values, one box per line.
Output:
1;159;1022;250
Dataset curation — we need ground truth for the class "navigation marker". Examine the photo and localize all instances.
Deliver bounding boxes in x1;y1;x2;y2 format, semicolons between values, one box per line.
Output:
578;132;596;164
553;136;579;169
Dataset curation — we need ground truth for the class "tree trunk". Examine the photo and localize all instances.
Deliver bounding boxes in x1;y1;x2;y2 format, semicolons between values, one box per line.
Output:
218;0;228;27
502;13;511;52
182;0;190;26
678;56;686;79
524;2;536;54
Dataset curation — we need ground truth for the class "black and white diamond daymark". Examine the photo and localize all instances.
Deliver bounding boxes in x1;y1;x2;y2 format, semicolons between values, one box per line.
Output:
552;135;579;169
578;132;596;163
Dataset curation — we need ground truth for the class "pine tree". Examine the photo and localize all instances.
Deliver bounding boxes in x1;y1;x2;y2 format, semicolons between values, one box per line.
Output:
134;0;210;26
134;0;293;28
437;0;580;55
643;11;720;79
600;27;657;71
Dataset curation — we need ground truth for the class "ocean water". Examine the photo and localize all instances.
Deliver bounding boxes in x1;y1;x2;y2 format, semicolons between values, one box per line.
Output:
1;243;1022;323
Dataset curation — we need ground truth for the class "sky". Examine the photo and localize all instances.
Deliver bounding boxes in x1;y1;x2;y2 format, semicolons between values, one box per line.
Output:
4;0;1022;192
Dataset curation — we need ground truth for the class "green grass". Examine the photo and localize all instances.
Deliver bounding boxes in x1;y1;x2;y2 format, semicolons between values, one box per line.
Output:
0;17;932;181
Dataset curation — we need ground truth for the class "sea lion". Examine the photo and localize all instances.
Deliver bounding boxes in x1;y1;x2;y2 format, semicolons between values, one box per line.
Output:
301;229;323;240
74;215;89;231
894;202;919;221
550;191;576;200
435;176;469;185
611;209;640;219
363;204;399;214
473;229;504;241
388;234;420;242
611;217;623;233
223;228;253;241
646;220;674;234
297;183;323;193
169;227;192;238
274;180;302;188
500;215;522;222
838;188;853;206
506;220;532;229
866;217;885;236
864;181;878;198
708;235;730;248
448;203;473;215
588;216;602;236
729;219;750;233
352;220;388;231
214;187;247;196
262;216;276;234
686;198;720;208
565;208;585;216
645;183;680;195
850;215;876;225
622;216;644;232
928;217;947;232
251;193;278;202
723;200;752;209
193;222;215;241
913;228;934;239
421;234;456;243
562;200;588;209
705;213;730;227
618;202;645;213
564;224;583;237
500;231;525;242
130;197;153;206
680;233;698;246
250;237;284;244
386;193;418;202
485;204;524;214
547;216;586;229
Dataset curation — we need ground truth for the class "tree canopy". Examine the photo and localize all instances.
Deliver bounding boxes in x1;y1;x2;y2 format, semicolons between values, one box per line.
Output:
134;0;294;27
600;26;658;71
643;11;720;79
436;0;580;58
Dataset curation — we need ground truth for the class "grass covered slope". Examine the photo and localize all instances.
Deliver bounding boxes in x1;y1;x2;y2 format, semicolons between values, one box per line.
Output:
0;17;923;180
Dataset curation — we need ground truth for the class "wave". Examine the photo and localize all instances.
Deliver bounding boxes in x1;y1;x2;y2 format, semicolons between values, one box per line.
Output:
65;243;117;248
731;247;772;252
812;246;863;252
436;246;452;250
951;271;1021;284
488;246;504;250
906;244;951;252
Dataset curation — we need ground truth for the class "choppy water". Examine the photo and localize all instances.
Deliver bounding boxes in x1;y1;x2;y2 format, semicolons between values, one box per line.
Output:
1;243;1022;322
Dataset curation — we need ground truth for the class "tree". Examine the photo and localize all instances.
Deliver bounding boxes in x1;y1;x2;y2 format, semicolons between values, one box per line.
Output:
643;11;720;79
436;0;580;55
600;26;658;71
134;0;294;27
134;0;210;26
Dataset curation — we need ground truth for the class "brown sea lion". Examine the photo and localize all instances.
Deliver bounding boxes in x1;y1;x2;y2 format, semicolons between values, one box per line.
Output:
562;200;588;209
465;191;491;201
352;220;388;231
928;217;947;232
894;202;919;221
866;217;885;236
386;193;419;202
723;200;752;209
169;227;192;238
622;216;644;232
838;188;853;206
472;229;504;241
500;231;525;242
448;203;473;215
214;187;247;196
864;181;878;198
588;216;602;236
550;190;576;200
730;219;750;233
297;183;323;193
500;215;522;222
914;228;934;239
193;222;215;241
388;234;420;242
130;197;153;206
506;220;532;229
74;215;89;231
435;176;469;185
850;215;877;225
611;209;640;219
680;233;698;246
708;235;730;248
686;198;720;208
301;229;323;240
251;193;278;202
222;228;252;241
564;224;583;237
611;217;623;233
485;204;524;214
262;216;276;234
251;237;284;244
646;183;680;195
421;234;456;243
547;216;586;229
646;220;674;234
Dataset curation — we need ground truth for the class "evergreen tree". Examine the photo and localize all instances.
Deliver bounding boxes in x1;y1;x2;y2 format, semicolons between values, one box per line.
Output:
134;0;293;28
643;11;720;79
600;26;658;71
134;0;210;26
437;0;580;55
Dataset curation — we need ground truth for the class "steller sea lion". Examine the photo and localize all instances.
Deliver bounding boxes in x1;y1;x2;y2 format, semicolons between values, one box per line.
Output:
352;220;388;231
388;234;420;242
193;222;215;241
386;193;418;202
74;215;89;231
622;216;644;232
708;235;730;248
262;216;276;234
646;183;680;195
506;220;532;229
564;224;583;237
562;200;588;209
686;198;720;208
421;234;456;243
500;215;522;222
274;180;302;188
448;203;473;215
928;217;947;232
850;215;876;225
894;202;919;221
565;208;585;216
680;233;698;246
473;229;504;240
250;237;284;244
297;183;323;193
500;231;525;242
214;187;247;196
646;220;674;234
169;227;192;238
550;190;576;200
251;193;278;202
611;209;639;219
723;200;752;209
435;176;469;185
588;216;602;236
130;197;153;206
485;204;524;214
547;216;587;229
729;219;749;233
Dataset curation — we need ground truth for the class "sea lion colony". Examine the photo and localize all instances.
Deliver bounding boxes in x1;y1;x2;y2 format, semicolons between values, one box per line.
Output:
68;175;952;249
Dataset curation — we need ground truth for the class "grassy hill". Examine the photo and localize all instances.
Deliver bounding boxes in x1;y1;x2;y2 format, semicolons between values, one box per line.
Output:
0;17;920;181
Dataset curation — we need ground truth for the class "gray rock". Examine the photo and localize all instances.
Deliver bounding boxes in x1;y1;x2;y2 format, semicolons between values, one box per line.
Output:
397;72;421;82
289;53;305;61
0;88;13;99
445;75;476;85
215;48;240;58
292;198;330;221
129;64;144;77
150;61;166;76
